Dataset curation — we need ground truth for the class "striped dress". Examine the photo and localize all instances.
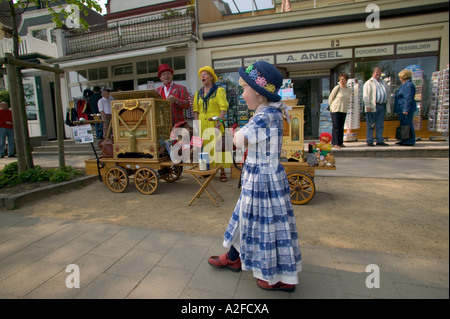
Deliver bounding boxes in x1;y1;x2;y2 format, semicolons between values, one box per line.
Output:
223;104;302;285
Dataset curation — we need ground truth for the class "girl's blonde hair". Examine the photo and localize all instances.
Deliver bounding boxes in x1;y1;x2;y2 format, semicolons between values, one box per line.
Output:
239;77;269;104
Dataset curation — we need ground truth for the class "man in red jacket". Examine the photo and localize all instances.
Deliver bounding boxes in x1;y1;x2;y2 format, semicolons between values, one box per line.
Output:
0;101;15;158
155;64;190;126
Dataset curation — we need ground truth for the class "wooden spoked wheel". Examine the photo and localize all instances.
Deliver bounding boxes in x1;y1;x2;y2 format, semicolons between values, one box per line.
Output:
160;166;183;183
134;167;159;195
105;166;129;193
287;172;316;205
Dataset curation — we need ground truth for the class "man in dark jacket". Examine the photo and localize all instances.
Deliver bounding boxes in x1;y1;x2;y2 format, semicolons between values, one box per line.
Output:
89;86;103;139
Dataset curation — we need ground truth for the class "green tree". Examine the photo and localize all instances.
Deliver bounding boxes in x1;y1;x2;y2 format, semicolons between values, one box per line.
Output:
3;0;102;173
0;90;10;105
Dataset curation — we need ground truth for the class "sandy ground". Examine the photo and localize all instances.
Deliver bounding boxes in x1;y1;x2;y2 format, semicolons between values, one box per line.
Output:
8;174;449;259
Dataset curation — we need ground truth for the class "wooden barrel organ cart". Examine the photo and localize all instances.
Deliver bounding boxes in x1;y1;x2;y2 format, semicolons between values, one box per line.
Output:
282;100;336;204
85;93;336;204
85;90;183;194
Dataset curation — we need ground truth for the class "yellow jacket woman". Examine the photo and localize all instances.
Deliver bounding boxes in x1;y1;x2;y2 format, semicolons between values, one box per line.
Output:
193;66;229;181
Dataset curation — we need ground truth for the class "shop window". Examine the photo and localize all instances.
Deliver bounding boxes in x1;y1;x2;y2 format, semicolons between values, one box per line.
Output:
137;57;186;76
88;68;98;80
112;64;133;76
216;71;251;127
148;60;159;73
160;58;173;69
173;56;186;70
354;56;438;116
137;74;186;90
137;61;148;75
98;67;108;79
137;77;160;89
113;80;134;91
70;67;107;83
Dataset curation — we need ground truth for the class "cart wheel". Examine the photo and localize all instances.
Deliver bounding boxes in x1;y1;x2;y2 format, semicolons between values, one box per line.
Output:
134;167;159;195
105;166;129;193
287;172;315;205
160;166;183;183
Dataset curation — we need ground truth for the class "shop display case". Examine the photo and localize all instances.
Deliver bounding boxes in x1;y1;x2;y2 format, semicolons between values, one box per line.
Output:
429;68;449;134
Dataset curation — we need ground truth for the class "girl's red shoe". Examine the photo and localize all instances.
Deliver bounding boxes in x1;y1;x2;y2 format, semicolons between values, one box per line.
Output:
208;253;241;272
257;279;296;292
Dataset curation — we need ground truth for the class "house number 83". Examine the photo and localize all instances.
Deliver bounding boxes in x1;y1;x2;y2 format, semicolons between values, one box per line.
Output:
331;40;340;47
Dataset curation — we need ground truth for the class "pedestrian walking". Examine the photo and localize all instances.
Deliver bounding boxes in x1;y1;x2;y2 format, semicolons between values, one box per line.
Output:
208;61;302;292
393;69;417;146
329;73;351;148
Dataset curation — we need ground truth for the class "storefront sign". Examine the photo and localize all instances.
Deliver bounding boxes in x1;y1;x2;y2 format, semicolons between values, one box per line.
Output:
396;40;439;55
277;49;352;64
213;58;242;70
244;55;275;67
355;45;394;57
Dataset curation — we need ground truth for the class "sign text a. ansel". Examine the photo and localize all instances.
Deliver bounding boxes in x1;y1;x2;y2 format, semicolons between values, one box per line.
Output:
277;49;352;64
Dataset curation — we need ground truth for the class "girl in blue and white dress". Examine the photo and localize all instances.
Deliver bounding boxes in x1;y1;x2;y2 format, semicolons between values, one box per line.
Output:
208;61;302;292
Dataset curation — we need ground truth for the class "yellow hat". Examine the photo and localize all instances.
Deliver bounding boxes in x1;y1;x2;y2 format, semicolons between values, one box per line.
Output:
198;66;218;83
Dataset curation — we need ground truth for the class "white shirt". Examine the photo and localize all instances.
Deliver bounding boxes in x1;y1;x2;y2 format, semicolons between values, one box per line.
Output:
98;96;114;114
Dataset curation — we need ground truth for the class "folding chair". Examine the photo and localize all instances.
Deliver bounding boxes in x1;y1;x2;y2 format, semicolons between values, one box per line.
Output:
184;165;224;207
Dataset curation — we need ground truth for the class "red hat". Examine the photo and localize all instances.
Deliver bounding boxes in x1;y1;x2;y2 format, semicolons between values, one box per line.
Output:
173;121;187;129
158;64;174;78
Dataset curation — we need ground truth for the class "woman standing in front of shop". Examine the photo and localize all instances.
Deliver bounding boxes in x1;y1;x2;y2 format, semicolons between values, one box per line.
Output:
328;73;351;148
393;69;417;146
193;66;229;181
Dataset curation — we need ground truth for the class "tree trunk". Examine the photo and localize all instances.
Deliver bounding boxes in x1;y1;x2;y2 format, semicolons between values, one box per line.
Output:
53;65;66;168
8;1;34;171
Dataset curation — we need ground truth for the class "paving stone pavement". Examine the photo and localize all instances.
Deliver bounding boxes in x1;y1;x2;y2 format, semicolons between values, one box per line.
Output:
0;140;448;301
0;211;448;300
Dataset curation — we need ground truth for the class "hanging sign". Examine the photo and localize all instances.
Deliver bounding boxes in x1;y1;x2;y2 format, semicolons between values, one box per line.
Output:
355;45;394;57
396;40;439;55
277;48;352;64
213;58;242;70
72;124;93;144
244;55;275;67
